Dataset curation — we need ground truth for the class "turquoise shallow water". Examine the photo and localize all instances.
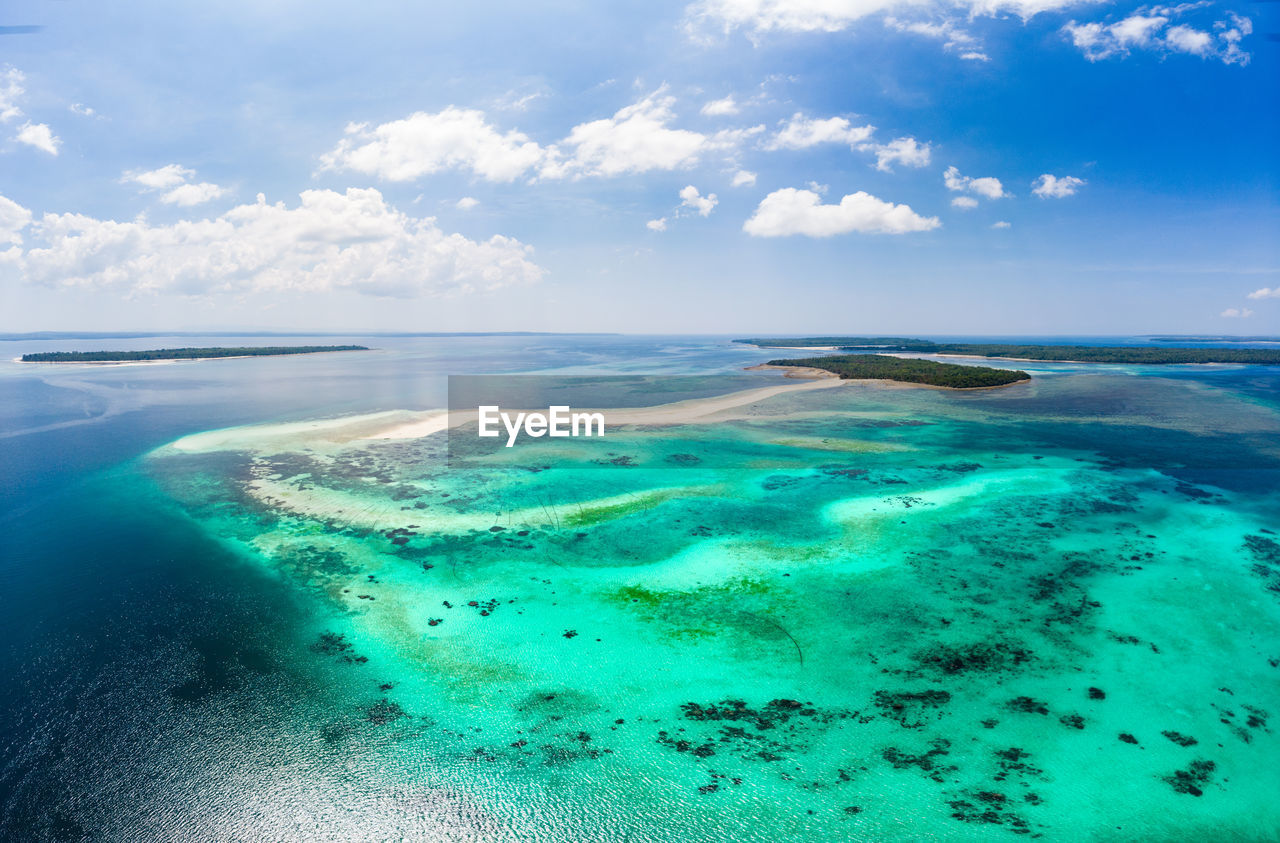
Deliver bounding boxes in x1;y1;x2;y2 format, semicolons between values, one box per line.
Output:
2;336;1279;841
143;368;1280;841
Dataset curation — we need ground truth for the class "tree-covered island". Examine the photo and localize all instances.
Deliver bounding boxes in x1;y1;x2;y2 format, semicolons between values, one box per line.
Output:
739;338;1280;364
767;354;1030;388
21;345;369;362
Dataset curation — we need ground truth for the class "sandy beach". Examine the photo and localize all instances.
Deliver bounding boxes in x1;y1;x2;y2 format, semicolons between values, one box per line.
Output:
167;377;849;453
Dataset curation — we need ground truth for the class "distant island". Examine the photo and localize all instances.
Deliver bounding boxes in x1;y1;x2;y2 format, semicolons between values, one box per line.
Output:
737;337;1280;364
765;353;1030;389
20;345;369;363
1148;336;1280;344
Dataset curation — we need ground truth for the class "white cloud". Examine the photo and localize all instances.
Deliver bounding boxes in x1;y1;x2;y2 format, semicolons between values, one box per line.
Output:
321;107;546;183
16;121;59;155
731;169;758;187
125;164;194;189
161;182;228;206
1064;10;1252;65
0;195;32;244
944;165;1007;200
992;220;1012;228
679;185;719;216
951;196;979;209
320;91;763;184
546;88;762;178
647;217;668;231
1;72;64;156
1217;14;1252;65
1164;24;1212;54
884;16;988;59
69;103;96;117
1247;287;1280;300
0;67;24;122
687;0;1094;39
743;187;940;237
1032;173;1085;198
765;113;875;150
1220;307;1253;318
6;188;544;298
867;136;930;172
124;164;227;205
701;95;740;116
494;90;546;112
456;196;480;210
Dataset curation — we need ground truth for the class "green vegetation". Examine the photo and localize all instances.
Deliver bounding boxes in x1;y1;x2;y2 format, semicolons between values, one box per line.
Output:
21;345;369;362
769;354;1029;388
928;345;1280;363
737;336;938;350
741;337;1280;364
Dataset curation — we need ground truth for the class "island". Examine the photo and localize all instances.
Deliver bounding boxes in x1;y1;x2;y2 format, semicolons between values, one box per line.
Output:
737;338;1280;364
765;353;1030;389
20;345;369;363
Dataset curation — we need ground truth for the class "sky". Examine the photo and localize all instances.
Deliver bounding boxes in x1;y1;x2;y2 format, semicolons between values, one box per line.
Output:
0;0;1276;334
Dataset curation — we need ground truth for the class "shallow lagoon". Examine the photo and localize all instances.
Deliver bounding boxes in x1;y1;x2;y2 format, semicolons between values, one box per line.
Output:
2;336;1279;840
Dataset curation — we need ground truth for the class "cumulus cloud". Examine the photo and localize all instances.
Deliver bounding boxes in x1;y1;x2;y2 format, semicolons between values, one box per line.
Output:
16;121;59;155
1247;287;1280;300
456;196;480;210
545;88;762;178
732;169;757;187
321;107;546;183
944;165;1007;200
322;90;762;184
743;187;940;237
124;164;227;206
1164;24;1212;54
2;69;64;155
69;103;96;117
764;116;931;172
1220;307;1253;318
125;164;193;189
701;95;740;116
161;182;228;206
765;113;875;150
679;185;719;216
0;195;32;244
1063;9;1252;65
1031;174;1085;198
992;220;1012;229
687;0;1251;66
648;185;719;231
952;196;979;209
2;188;544;298
0;67;23;122
867;136;931;172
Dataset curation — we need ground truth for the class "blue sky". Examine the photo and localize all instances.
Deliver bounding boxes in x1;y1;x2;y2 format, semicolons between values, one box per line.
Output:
0;0;1276;334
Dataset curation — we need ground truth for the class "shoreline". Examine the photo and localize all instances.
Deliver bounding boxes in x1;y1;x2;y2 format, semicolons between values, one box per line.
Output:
168;378;849;451
751;363;1031;391
15;349;370;365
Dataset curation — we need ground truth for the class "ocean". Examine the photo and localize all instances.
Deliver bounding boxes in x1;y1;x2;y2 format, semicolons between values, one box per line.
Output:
1;334;1278;841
